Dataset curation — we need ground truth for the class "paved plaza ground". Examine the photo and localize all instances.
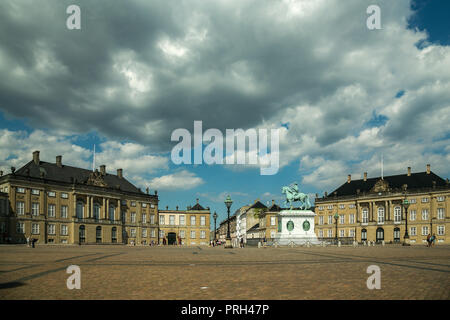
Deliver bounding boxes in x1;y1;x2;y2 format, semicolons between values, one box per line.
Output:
0;244;449;300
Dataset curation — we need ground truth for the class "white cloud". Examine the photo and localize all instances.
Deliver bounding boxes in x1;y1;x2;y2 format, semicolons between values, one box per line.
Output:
148;170;204;190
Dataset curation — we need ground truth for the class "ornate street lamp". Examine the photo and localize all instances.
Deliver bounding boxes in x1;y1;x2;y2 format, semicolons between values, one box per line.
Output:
213;211;218;241
334;212;339;245
402;198;410;246
224;195;233;248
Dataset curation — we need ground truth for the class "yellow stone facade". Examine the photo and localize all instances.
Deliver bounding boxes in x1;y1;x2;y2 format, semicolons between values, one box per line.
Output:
314;168;449;245
158;203;210;246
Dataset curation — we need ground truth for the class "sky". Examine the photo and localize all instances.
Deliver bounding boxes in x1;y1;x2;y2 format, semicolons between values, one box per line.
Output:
0;0;449;227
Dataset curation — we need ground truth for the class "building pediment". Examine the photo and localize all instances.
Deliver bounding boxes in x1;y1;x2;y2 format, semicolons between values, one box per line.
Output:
86;170;108;187
371;179;389;193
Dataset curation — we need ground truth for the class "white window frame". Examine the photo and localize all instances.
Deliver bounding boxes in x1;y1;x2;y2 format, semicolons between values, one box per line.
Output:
200;230;206;239
377;207;385;224
150;214;155;224
421;197;429;203
159;215;165;225
130;228;136;238
339;229;345;237
169;215;175;225
61;192;68;199
31;189;40;195
349;214;355;224
179;215;185;225
17;187;25;193
409;198;416;204
17;222;25;234
437;208;445;220
362;208;369;224
339;204;345;209
422;209;429;221
142;213;147;223
16;201;25;215
394;206;401;223
48;204;56;218
319;216;324;225
32;202;39;216
422;226;429;236
200;216;206;226
61;225;68;236
190;215;196;226
48;224;56;235
410;210;416;221
437;225;444;236
339;215;345;224
328;215;333;225
31;223;40;234
142;228;147;238
179;230;185;239
270;216;276;226
190;230;196;239
327;229;333;237
48;191;56;197
410;227;416;236
61;205;68;218
437;196;445;202
130;212;136;223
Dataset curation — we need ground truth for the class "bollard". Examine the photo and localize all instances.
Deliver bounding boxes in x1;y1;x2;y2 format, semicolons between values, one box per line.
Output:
258;241;261;248
382;240;385;246
290;242;294;248
338;241;341;247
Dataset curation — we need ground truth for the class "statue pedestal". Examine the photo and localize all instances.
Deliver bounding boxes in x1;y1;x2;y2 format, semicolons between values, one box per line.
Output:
275;210;320;245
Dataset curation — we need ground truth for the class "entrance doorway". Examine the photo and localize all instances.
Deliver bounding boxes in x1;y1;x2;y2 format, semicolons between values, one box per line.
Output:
168;232;177;245
79;225;85;243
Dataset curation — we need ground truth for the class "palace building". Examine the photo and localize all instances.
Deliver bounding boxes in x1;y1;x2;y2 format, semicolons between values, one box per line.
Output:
158;199;211;246
314;165;449;244
0;151;159;245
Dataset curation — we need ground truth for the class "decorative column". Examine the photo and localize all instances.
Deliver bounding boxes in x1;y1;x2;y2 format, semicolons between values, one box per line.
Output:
86;196;90;218
90;196;94;218
103;198;106;220
356;201;360;223
385;201;389;221
106;198;110;220
73;194;77;219
117;199;120;221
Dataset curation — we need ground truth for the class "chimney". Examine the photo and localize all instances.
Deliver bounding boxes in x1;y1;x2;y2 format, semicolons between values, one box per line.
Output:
117;168;123;178
0;170;3;176
363;172;367;181
324;191;328;197
426;164;430;174
176;205;179;211
146;187;149;194
407;167;411;176
154;190;158;195
33;150;40;165
272;200;275;205
166;205;168;210
347;174;351;183
56;155;62;167
196;198;199;204
100;165;106;175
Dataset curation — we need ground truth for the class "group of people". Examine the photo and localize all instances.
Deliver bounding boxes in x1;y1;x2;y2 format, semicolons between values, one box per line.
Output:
426;233;437;247
26;236;37;248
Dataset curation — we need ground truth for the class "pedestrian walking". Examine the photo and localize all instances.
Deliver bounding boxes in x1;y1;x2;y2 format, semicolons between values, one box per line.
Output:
26;236;30;247
426;233;431;247
431;233;436;247
31;238;36;248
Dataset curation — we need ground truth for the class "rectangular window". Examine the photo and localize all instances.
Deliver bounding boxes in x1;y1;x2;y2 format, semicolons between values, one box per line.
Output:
32;202;39;216
437;196;445;202
169;215;175;225
319;216;324;225
200;230;206;239
17;187;25;193
180;215;185;225
190;230;196;239
339;204;345;209
121;200;127;205
142;203;147;208
339;229;345;237
437;225;445;236
61;225;68;236
16;222;25;234
339;215;345;224
437;208;445;220
328;215;333;225
142;229;147;238
421;197;429;203
422;226;429;236
410;227;416;236
61;205;68;218
349;229;355;237
130;212;136;223
327;205;333;210
16;201;25;215
349;204;356;209
31;189;40;195
48;191;56;197
409;198;416;204
180;230;185;239
200;216;206;226
61;193;68;199
349;214;355;224
31;223;39;234
328;229;333;237
318;230;323;238
151;229;156;237
270;216;276;226
190;216;196;226
130;229;136;238
48;224;56;235
319;206;324;210
422;209;429;220
131;201;136;207
150;214;155;224
142;214;147;223
410;210;416;221
150;204;155;208
48;204;56;218
159;230;164;238
159;215;165;225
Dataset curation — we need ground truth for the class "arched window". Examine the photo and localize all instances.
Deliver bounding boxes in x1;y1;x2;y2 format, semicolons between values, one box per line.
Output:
93;203;100;220
96;226;102;243
394;206;401;223
79;225;85;243
362;208;369;224
377;207;385;224
76;202;84;219
112;227;117;243
394;227;400;242
376;227;384;242
361;228;367;241
109;205;115;221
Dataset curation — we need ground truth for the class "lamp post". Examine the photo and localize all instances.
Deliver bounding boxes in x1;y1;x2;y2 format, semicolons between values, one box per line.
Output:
224;195;233;249
402;198;410;246
213;211;218;241
334;212;339;245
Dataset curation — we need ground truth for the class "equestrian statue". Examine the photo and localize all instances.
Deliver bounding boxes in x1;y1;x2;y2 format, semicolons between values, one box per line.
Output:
282;182;312;210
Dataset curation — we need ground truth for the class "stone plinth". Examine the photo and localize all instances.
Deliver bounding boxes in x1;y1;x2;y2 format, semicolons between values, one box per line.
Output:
274;209;320;245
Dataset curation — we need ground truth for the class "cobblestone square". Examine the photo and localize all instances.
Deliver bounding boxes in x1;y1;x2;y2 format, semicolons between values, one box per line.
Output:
0;244;449;300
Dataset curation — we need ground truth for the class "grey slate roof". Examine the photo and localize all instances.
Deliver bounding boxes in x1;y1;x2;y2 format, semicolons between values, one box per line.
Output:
13;160;143;194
